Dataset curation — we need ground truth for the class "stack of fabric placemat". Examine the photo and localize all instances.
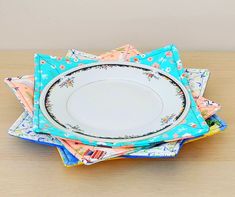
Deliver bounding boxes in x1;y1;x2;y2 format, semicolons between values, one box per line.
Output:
4;44;227;166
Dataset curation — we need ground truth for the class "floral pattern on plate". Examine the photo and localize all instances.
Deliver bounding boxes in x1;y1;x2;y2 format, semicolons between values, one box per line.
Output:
41;62;189;140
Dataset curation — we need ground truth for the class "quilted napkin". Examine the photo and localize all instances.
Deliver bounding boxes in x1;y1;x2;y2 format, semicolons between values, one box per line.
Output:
185;68;210;98
196;97;221;119
8;111;62;147
67;44;140;61
5;45;225;166
32;45;211;147
4;75;34;116
57;147;82;166
8;110;227;166
55;113;227;165
60;139;137;165
5;46;222;165
127;114;227;158
4;44;227;167
186;114;227;143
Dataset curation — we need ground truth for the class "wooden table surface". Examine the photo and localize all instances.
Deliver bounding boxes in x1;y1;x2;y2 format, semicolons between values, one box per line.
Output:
0;51;235;197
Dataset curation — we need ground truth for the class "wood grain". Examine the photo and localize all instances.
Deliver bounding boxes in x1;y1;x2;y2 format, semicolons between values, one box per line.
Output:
0;51;235;197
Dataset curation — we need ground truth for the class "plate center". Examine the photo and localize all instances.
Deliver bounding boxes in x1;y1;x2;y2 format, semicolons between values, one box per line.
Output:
67;80;163;135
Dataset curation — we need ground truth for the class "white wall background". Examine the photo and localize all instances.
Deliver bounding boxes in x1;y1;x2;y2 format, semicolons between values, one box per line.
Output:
0;0;234;51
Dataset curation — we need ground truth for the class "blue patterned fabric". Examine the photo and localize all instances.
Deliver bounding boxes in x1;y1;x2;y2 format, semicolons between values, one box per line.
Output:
33;45;209;147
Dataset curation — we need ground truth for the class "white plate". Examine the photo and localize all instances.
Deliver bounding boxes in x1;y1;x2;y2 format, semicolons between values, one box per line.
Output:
40;61;190;143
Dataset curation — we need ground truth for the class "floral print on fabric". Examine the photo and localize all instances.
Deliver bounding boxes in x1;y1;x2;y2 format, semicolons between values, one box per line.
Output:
5;45;224;165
